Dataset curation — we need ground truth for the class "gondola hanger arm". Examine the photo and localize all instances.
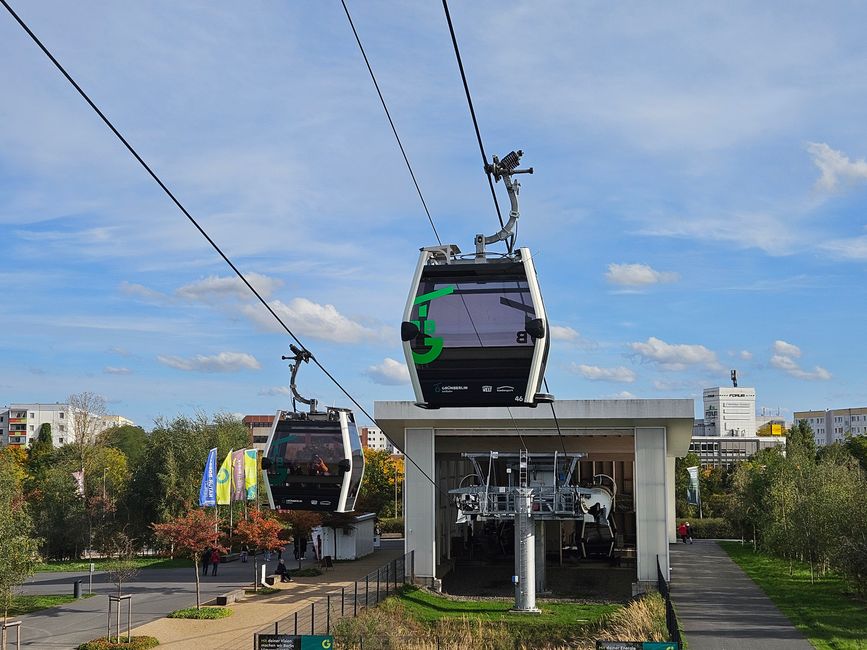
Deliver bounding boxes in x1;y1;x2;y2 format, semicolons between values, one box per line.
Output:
282;344;318;413
476;150;533;257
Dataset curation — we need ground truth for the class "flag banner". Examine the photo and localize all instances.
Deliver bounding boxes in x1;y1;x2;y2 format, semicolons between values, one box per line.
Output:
686;466;701;506
244;449;258;500
199;448;217;507
72;470;85;497
232;449;245;502
216;449;233;505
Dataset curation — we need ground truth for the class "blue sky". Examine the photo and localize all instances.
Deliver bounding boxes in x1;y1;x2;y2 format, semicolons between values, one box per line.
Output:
2;1;866;428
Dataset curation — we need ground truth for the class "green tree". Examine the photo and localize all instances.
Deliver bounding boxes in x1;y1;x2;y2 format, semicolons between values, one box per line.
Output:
128;413;248;539
0;452;41;621
844;434;867;473
356;448;403;516
101;425;148;467
787;419;816;458
675;452;700;518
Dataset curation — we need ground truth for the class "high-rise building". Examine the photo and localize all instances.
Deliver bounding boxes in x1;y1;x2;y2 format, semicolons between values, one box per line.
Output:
0;403;134;447
689;387;785;467
793;407;867;446
359;426;400;455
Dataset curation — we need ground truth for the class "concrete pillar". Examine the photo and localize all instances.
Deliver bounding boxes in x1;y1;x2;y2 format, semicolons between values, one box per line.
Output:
511;488;538;612
405;427;436;579
665;455;677;544
534;520;546;593
634;427;668;585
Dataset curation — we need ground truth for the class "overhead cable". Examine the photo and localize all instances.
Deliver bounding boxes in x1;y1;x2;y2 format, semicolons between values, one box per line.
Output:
0;0;442;493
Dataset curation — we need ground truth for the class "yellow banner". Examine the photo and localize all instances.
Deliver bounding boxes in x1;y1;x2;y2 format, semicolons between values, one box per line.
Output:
216;449;232;505
244;449;258;500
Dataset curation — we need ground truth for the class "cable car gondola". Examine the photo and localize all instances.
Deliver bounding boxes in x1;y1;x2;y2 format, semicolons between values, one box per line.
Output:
260;345;364;512
401;150;553;408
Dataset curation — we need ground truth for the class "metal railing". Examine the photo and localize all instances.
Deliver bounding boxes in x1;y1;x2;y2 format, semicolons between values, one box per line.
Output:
657;556;682;646
255;550;414;639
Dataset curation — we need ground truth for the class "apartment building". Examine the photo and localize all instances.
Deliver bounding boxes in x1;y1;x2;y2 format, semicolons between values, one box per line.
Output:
793;407;867;446
359;426;400;455
0;403;134;447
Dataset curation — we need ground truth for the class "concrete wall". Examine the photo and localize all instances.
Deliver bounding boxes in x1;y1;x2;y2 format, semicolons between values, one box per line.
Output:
635;427;669;583
404;427;436;578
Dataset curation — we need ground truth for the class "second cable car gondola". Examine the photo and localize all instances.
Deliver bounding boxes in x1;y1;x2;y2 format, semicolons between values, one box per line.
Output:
401;150;552;408
260;346;364;512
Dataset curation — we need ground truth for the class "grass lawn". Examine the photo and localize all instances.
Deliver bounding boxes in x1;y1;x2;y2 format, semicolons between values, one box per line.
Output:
35;557;191;572
9;593;96;616
396;587;620;627
720;541;867;650
168;606;232;619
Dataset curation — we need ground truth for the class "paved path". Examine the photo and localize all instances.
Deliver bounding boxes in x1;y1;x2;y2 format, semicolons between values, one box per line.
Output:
669;540;813;650
13;551;318;649
133;543;405;649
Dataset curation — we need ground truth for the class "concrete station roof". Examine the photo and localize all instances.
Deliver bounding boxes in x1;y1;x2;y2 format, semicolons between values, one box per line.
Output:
374;399;695;457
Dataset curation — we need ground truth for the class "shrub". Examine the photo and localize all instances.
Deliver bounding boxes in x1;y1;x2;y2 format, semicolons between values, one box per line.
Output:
77;636;159;650
168;606;232;619
379;517;404;534
677;518;737;539
288;567;322;577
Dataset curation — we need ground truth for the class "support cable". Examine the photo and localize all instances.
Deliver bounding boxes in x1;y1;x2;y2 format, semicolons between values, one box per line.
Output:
441;0;508;241
340;0;441;246
0;0;443;493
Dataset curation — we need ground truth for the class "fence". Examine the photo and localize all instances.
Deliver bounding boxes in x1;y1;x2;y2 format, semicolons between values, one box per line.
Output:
255;550;414;639
656;556;682;646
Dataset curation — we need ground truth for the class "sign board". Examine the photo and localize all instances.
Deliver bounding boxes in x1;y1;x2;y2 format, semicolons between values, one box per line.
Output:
596;641;679;650
256;635;334;650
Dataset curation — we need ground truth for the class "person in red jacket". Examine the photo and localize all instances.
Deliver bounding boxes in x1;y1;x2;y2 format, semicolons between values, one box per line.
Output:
210;548;221;576
678;522;688;544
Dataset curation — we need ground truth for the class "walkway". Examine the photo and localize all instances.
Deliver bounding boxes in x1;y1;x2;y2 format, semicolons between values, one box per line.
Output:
132;545;404;649
669;540;813;650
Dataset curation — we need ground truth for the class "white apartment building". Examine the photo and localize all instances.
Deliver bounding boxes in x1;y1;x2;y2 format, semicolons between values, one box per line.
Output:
794;407;867;446
0;403;134;448
359;426;401;455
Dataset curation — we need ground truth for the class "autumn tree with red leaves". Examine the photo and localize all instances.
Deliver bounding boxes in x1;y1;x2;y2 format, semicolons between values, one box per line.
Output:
234;510;284;592
152;508;225;609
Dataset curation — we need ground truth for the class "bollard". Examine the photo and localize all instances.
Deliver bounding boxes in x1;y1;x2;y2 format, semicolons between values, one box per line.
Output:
341;586;346;617
354;581;358;616
73;580;82;599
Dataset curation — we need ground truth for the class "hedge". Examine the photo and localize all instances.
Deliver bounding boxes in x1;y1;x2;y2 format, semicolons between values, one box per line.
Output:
380;517;403;534
676;518;738;539
77;637;159;650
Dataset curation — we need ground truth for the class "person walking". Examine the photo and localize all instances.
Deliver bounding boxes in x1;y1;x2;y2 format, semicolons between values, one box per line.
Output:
685;521;694;544
201;548;211;576
210;548;221;576
678;521;688;544
275;559;291;583
293;535;300;560
241;544;249;563
298;532;307;560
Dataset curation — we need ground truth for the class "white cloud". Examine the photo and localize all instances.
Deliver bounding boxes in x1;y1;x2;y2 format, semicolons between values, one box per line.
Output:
769;340;830;381
365;358;411;385
807;142;867;192
550;326;581;341
176;273;283;301
821;235;867;260
571;363;636;383
605;263;679;286
739;350;753;360
157;352;261;373
119;282;166;302
241;298;385;344
628;336;721;371
103;366;132;375
258;386;293;397
773;340;801;358
607;391;637;399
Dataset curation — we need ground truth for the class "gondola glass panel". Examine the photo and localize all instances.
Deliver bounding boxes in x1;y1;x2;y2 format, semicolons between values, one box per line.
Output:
403;249;549;408
263;410;362;512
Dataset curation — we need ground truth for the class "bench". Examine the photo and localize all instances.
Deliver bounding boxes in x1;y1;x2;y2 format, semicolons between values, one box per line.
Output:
215;588;245;606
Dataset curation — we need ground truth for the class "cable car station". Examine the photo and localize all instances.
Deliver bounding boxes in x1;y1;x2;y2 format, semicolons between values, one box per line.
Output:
375;398;693;599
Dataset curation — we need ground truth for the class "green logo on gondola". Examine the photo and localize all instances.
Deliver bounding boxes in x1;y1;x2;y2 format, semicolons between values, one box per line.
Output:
411;286;455;364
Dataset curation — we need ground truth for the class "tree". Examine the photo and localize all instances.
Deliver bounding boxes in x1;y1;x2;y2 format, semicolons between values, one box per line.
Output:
356;449;404;516
28;423;55;479
787;419;816;459
0;452;40;622
234;510;284;592
68;391;108;449
675;452;700;518
844;434;867;473
152;509;225;609
100;425;148;467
